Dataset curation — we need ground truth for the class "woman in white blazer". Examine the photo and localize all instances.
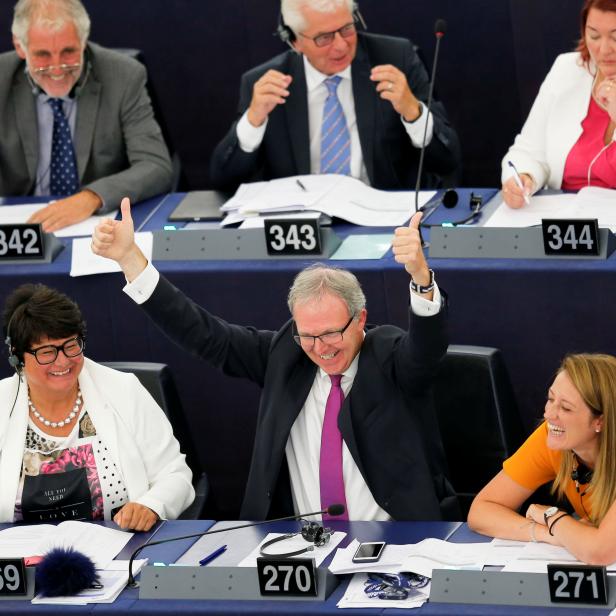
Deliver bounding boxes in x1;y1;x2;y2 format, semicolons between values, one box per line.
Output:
502;0;616;208
0;284;194;530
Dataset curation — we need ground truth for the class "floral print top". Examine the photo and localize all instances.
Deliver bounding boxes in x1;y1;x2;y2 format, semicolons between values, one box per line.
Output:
14;410;128;523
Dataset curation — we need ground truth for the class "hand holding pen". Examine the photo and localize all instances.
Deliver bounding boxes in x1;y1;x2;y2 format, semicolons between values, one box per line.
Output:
502;161;534;209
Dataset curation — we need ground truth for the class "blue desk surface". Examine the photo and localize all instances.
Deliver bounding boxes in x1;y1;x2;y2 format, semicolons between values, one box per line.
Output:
0;519;608;615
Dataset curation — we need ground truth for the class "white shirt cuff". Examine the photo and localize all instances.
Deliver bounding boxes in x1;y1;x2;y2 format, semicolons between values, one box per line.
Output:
237;111;268;153
123;261;160;305
409;281;442;316
402;102;434;148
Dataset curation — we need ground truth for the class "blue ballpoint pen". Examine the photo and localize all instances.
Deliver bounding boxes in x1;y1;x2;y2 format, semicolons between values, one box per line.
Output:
199;545;227;566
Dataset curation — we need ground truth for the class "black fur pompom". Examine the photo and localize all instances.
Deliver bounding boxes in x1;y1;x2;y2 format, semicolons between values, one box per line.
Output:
35;547;99;597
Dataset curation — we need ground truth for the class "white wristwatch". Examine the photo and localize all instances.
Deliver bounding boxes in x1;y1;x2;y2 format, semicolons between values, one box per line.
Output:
543;506;560;526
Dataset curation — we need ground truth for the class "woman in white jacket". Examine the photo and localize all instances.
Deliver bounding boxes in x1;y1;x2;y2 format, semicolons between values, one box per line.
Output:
0;283;194;530
502;0;616;207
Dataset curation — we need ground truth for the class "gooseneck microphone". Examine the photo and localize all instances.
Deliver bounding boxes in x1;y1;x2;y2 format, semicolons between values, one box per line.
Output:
127;503;346;587
414;18;447;215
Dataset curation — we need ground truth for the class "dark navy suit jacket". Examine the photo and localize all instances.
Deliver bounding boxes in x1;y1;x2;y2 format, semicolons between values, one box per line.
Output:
210;32;461;191
141;274;457;521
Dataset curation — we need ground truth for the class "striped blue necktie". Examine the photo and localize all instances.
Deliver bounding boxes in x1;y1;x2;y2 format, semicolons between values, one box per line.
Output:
320;76;351;175
48;98;79;196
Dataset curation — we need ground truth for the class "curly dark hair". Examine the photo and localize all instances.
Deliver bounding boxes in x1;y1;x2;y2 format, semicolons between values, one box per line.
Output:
3;284;86;364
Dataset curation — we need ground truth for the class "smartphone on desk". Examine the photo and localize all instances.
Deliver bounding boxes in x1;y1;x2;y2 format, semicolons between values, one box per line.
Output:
352;541;386;563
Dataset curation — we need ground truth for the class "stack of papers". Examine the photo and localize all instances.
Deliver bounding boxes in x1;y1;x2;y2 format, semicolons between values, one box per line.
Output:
484;186;616;230
331;537;616;579
220;174;435;227
31;559;147;605
0;520;133;569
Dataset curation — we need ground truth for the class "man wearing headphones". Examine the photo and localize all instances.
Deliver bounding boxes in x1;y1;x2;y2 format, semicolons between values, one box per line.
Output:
0;0;173;232
210;0;460;192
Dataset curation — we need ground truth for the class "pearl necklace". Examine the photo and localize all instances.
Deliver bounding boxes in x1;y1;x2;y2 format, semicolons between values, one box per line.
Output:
28;389;82;429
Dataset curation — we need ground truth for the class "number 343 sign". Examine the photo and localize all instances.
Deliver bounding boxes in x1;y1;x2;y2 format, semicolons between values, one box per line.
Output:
264;219;322;256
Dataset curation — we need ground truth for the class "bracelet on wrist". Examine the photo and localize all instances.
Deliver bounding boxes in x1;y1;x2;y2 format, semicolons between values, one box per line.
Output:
410;268;435;294
548;512;569;536
529;520;537;543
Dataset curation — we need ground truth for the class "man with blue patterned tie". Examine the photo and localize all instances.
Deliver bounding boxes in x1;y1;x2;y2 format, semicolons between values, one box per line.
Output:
211;0;460;192
0;0;172;232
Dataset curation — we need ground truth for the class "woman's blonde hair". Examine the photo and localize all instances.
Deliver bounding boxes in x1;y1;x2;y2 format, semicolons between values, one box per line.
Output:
552;353;616;525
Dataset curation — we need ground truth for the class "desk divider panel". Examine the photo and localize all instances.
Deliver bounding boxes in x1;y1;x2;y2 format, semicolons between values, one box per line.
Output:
152;228;341;260
430;569;616;610
429;227;616;260
138;565;339;601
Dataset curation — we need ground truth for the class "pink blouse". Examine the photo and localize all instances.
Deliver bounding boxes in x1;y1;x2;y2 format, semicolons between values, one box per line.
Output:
562;96;616;190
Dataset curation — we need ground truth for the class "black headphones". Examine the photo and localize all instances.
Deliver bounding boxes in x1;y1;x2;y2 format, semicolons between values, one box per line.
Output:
4;308;23;374
275;2;366;48
572;457;593;488
259;520;332;558
421;191;484;228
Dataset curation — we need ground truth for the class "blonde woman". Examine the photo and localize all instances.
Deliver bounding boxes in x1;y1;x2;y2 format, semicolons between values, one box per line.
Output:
468;354;616;564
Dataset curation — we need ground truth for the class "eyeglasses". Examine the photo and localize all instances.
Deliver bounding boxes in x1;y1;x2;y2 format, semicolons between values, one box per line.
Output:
293;315;354;349
25;336;85;365
31;62;82;75
298;22;356;47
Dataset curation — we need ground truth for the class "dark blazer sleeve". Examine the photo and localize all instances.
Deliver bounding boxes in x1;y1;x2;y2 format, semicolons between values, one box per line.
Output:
208;75;265;190
400;41;461;180
82;45;173;211
140;274;275;386
356;33;461;188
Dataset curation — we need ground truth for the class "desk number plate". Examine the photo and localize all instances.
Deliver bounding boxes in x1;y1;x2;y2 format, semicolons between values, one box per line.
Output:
0;224;44;260
542;219;599;256
0;559;27;596
257;557;318;597
547;563;608;605
264;219;322;256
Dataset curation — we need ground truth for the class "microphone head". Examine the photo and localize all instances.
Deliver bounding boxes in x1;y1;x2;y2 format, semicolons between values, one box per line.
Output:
434;18;447;38
326;504;346;517
442;189;458;209
35;547;99;597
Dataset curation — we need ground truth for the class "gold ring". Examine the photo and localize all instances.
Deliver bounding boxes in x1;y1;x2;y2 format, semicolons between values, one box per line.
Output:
388;81;393;91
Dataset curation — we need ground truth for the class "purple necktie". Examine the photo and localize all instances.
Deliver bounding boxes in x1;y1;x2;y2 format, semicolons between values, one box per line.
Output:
320;374;348;521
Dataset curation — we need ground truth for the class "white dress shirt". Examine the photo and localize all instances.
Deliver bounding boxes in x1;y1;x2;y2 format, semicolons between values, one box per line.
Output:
124;263;441;520
236;55;434;185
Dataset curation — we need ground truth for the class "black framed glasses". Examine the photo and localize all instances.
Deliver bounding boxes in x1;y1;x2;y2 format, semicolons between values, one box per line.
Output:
293;315;354;349
298;22;356;47
25;336;85;365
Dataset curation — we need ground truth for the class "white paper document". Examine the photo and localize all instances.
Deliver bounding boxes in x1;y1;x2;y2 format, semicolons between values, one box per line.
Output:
329;539;414;575
220;174;434;227
0;521;133;569
0;203;118;237
337;572;428;609
31;559;147;605
238;531;346;568
70;231;153;277
484;186;616;230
